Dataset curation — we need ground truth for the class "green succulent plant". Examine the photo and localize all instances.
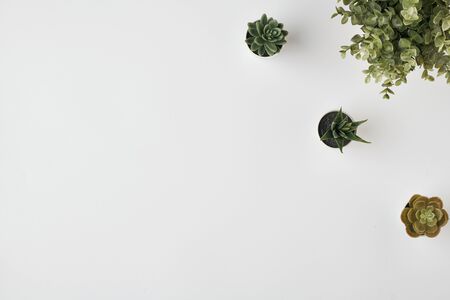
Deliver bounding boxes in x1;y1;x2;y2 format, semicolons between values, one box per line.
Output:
320;108;370;153
401;194;448;237
245;14;288;57
332;0;450;99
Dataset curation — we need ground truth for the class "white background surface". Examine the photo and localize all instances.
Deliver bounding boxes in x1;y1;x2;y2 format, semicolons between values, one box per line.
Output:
1;0;450;299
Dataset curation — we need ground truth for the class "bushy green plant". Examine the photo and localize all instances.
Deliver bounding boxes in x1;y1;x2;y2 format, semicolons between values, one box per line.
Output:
332;0;450;99
246;14;288;57
320;108;370;153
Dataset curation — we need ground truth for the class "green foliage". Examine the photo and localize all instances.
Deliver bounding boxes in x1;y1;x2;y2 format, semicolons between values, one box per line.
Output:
320;108;370;153
245;14;288;57
332;0;450;99
401;195;449;237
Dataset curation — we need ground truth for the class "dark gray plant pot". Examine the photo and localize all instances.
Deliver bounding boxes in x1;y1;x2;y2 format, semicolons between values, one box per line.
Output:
246;31;282;57
318;111;353;149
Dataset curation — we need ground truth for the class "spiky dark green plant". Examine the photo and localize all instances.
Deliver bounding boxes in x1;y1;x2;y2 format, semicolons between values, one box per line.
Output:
320;108;370;153
245;14;288;57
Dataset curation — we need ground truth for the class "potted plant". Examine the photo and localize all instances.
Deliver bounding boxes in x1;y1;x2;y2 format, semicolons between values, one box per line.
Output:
245;14;288;57
332;0;450;99
401;194;448;237
318;108;370;153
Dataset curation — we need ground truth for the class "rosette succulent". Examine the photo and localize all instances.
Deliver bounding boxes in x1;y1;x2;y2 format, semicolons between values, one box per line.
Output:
332;0;450;99
319;108;370;153
401;194;448;238
245;14;288;57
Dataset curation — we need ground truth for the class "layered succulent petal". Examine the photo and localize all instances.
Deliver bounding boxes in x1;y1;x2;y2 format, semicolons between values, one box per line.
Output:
320;108;370;153
246;14;288;57
401;195;448;238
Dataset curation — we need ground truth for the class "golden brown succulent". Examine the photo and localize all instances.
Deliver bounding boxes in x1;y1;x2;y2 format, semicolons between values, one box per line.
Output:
401;195;448;238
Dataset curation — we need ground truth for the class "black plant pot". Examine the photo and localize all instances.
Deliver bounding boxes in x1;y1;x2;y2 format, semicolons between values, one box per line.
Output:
246;31;282;57
318;111;353;149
